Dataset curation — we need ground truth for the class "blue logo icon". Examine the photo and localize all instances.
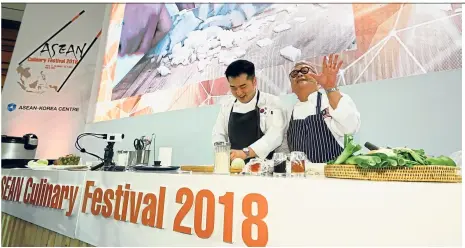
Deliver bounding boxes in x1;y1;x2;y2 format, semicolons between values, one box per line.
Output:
7;103;16;112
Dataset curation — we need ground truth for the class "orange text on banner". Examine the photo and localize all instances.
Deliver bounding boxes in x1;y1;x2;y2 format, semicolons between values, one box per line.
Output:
173;187;269;246
81;180;166;229
2;176;80;216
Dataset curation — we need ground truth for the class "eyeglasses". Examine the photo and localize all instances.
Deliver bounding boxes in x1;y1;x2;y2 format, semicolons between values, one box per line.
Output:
289;66;315;79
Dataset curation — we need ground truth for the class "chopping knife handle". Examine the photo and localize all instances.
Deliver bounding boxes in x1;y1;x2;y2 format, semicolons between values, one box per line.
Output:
364;142;379;151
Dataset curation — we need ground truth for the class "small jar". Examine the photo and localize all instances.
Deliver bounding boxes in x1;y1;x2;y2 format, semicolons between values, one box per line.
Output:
290;151;307;176
264;160;274;176
272;153;287;176
247;158;265;176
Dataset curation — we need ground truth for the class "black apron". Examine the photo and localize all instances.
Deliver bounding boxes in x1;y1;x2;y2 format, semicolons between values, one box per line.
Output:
287;92;343;163
228;91;274;161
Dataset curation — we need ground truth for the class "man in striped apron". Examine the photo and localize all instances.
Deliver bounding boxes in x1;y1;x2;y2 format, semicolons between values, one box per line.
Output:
285;54;361;163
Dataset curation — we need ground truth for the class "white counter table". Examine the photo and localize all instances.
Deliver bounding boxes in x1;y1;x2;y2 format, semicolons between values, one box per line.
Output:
1;168;461;247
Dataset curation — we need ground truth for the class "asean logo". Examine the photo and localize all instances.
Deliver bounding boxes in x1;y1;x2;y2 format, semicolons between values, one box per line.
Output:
7;103;17;112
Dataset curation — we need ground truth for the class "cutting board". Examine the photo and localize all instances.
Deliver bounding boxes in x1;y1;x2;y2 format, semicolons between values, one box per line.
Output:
180;165;242;173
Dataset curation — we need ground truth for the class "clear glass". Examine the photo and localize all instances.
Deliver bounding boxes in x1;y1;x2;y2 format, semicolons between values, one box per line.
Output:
248;158;264;176
265;160;274;176
214;142;231;174
290;151;307;176
272;152;287;176
114;150;138;172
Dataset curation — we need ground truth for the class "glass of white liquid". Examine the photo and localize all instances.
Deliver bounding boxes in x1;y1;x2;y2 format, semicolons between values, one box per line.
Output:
214;142;231;175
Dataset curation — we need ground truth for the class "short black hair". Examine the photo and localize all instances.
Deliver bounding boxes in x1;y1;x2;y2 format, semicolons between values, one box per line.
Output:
225;59;255;80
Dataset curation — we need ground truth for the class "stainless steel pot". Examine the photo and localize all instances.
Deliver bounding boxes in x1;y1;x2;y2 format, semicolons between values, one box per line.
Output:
1;134;38;159
135;150;151;165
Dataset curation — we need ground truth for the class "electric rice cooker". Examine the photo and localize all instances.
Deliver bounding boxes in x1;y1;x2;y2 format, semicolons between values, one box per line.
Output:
1;134;38;159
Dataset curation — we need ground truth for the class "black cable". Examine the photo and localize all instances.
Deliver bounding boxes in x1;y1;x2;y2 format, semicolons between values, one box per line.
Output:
75;133;103;152
83;151;103;161
76;133;104;152
75;133;106;161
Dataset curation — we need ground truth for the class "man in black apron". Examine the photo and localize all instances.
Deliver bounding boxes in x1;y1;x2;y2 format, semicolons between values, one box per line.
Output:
228;90;268;162
212;60;286;162
286;54;361;163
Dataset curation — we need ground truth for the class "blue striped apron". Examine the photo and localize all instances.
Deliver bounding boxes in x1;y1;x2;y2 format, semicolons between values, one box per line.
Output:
286;92;343;163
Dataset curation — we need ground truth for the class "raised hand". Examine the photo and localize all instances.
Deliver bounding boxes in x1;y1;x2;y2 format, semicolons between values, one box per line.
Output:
308;54;343;90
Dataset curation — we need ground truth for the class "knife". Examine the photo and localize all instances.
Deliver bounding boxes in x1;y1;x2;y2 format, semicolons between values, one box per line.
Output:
364;142;380;151
364;142;392;151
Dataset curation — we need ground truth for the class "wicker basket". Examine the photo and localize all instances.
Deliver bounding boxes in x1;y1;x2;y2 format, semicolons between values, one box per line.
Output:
324;164;462;183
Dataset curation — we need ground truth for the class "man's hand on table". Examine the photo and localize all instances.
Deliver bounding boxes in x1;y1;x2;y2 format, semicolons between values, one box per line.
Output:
230;147;258;160
230;150;247;160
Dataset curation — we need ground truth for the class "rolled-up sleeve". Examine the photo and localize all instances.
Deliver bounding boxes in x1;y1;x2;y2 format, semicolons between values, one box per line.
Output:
327;94;361;136
212;105;229;145
250;101;287;158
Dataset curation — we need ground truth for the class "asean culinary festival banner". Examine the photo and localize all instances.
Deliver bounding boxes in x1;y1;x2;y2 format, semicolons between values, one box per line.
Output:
2;169;461;246
1;169;85;238
1;170;273;246
1;4;106;159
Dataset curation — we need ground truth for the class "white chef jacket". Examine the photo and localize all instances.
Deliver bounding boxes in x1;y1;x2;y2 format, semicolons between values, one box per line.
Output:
212;90;286;159
277;90;361;153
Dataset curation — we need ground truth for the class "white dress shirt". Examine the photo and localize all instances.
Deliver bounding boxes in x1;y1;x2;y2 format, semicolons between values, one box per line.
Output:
212;90;286;158
277;90;361;153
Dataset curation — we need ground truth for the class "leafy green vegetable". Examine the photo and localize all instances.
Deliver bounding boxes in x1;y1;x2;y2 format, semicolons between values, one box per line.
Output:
393;148;426;165
397;157;407;166
413;149;426;156
378;160;390;168
366;153;389;160
425;156;456;166
327;136;457;169
344;134;353;148
345;155;381;168
334;134;362;165
386;158;398;167
37;159;49;166
370;148;397;158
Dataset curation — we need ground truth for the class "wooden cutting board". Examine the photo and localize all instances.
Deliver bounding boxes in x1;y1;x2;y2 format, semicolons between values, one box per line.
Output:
180;165;242;173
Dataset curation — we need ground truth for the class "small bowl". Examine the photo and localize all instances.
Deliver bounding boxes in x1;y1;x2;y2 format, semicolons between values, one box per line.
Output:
153;161;162;167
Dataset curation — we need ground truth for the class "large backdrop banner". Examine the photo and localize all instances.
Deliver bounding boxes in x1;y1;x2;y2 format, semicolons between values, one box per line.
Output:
94;3;461;122
1;4;106;159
